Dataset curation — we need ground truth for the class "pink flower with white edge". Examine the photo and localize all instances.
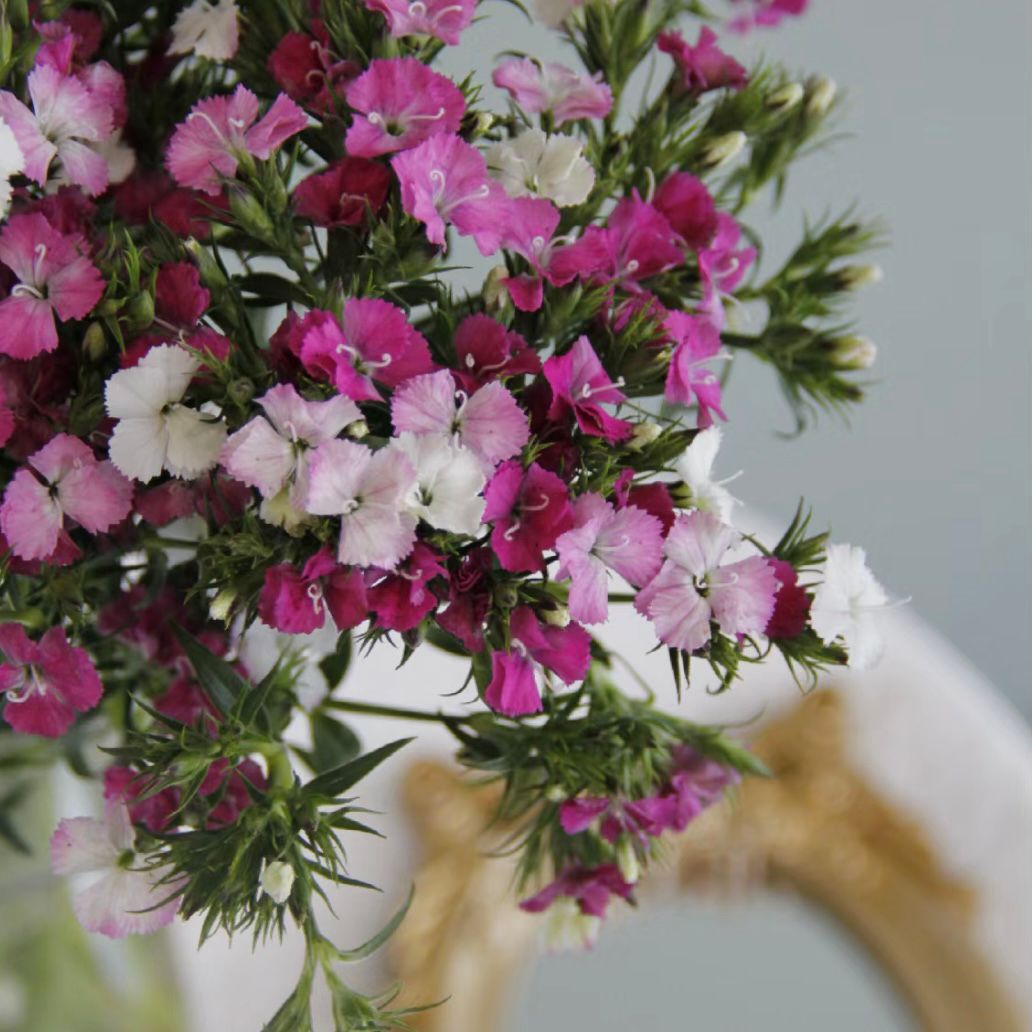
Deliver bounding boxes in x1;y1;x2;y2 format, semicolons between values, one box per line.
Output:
390;369;530;472
555;493;663;624
698;213;756;330
0;213;104;360
220;384;360;509
663;311;727;426
51;800;183;938
104;344;227;483
304;439;417;568
492;59;613;126
0;434;132;562
345;58;465;158
391;134;507;254
543;335;633;442
0;623;102;736
658;27;748;95
166;86;307;195
393;433;486;535
258;548;368;635
368;543;447;632
0;64;113;195
300;301;435;402
364;0;475;45
635;510;778;652
483;460;573;573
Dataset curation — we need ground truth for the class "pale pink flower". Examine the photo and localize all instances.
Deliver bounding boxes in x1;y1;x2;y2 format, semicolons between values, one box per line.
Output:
662;311;726;426
166;85;307;195
497;195;563;312
51;801;183;938
169;0;240;61
390;368;529;471
0;623;103;737
304;439;418;568
556;493;663;624
0;64;113;194
698;213;756;329
492;59;612;126
635;510;778;651
364;0;476;45
220;384;360;507
0;213;104;360
345;58;465;158
0;434;132;562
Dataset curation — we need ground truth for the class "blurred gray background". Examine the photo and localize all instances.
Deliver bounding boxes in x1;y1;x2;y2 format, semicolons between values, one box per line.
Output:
445;0;1032;719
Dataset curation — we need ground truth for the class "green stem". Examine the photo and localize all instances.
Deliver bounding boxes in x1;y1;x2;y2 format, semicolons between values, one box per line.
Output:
323;699;470;725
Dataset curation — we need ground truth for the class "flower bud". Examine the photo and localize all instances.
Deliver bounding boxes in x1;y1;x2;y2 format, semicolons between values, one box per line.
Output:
473;112;494;137
627;421;661;452
209;588;236;623
806;76;837;117
833;263;883;291
260;860;295;905
227;378;255;405
483;265;511;314
185;237;229;290
124;290;154;331
494;583;519;610
699;131;746;170
616;836;641;884
765;82;804;112
346;418;369;439
540;604;571;628
229;190;276;242
828;334;877;370
544;784;566;803
83;321;107;361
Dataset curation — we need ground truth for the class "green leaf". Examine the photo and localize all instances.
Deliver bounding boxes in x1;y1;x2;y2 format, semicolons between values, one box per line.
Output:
335;885;414;963
172;625;250;717
300;712;362;774
302;737;413;801
237;272;312;306
319;631;353;691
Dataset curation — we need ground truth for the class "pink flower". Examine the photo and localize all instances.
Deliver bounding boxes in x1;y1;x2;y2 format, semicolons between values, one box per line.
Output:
555;493;664;624
300;300;434;402
652;172;718;251
543;335;632;442
364;0;476;45
166;86;307;195
391;134;506;254
635;510;779;652
304;439;417;569
368;543;447;632
0;64;114;194
483;460;573;573
520;864;634;919
0;623;103;736
452;314;540;392
492;59;613;126
390;369;529;470
662;311;726;426
293;157;391;228
0;213;104;359
259;548;369;636
497;196;563;312
345;58;465;158
0;433;132;561
698;212;756;329
484;649;542;716
728;0;808;33
658;27;748;94
51;800;182;938
220;384;360;507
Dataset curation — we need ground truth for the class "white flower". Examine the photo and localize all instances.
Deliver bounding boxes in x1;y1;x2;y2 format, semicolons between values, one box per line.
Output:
91;131;136;185
169;0;240;61
810;543;888;670
543;897;601;951
50;802;182;938
105;344;227;483
487;129;595;208
394;433;486;535
532;0;583;28
260;860;295;905
674;426;739;523
0;116;25;218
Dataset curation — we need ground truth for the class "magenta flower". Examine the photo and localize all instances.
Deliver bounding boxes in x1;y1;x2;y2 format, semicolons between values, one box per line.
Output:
497;196;563;312
292;157;391;228
391;134;506;254
727;0;808;33
300;300;435;401
0;213;104;360
345;58;465;158
267;22;358;113
452;314;540;392
368;543;447;632
483;460;574;573
635;510;779;652
0;623;103;736
652;172;718;251
166;85;307;195
658;27;748;94
698;212;757;329
484;649;542;717
520;863;634;920
662;311;726;426
0;433;132;562
258;548;368;635
0;64;114;195
543;335;633;442
364;0;476;45
555;493;664;624
492;59;613;126
390;368;529;470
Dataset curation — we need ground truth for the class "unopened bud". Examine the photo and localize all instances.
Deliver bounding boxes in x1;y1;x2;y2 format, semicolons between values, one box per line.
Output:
483;265;512;313
627;421;661;452
185;238;229;290
346;418;369;439
765;82;804;112
494;583;519;610
545;784;566;803
616;836;641;884
227;378;255;405
829;334;877;370
260;860;295;905
474;112;494;137
83;321;107;361
541;604;570;628
260;488;310;535
834;263;883;291
209;588;236;623
125;290;154;331
229;190;276;242
699;131;746;169
806;76;837;117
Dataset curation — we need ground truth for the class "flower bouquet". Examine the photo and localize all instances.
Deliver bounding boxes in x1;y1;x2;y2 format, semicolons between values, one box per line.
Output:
0;0;889;1026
